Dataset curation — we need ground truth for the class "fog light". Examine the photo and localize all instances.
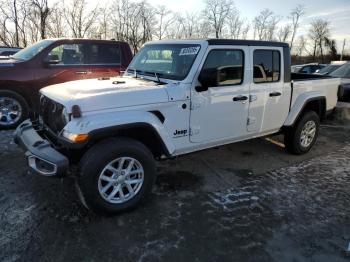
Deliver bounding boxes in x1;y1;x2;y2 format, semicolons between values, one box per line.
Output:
63;130;88;142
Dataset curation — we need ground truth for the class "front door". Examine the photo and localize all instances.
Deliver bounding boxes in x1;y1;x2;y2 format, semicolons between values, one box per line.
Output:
190;47;250;143
37;43;91;90
247;47;290;133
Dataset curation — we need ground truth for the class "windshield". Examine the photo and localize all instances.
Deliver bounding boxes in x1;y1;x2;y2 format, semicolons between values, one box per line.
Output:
12;40;54;61
318;65;340;74
329;63;350;78
127;44;201;80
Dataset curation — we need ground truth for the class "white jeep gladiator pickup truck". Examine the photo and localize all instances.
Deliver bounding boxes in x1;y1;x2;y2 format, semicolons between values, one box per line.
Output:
15;39;341;214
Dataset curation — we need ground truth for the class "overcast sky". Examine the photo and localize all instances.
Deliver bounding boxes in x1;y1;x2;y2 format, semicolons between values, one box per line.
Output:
147;0;350;52
93;0;350;52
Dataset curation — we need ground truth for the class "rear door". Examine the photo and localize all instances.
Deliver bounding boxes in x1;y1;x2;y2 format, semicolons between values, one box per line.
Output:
38;43;91;88
247;47;290;133
87;43;122;78
190;46;250;143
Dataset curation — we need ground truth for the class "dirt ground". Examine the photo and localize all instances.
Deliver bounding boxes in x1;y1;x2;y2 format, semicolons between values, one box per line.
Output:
1;105;350;262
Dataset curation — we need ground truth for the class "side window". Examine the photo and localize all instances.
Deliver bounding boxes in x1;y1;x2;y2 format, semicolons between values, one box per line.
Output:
89;44;121;64
253;50;280;83
201;49;244;86
301;66;311;74
46;44;86;65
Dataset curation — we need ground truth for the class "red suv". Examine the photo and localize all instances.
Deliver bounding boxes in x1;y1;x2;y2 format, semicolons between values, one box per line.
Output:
0;39;133;128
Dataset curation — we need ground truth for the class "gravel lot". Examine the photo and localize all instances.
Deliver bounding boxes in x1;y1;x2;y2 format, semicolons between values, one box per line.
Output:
1;105;350;262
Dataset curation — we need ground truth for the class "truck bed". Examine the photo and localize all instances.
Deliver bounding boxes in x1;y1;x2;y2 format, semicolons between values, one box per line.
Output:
291;73;333;81
291;74;340;112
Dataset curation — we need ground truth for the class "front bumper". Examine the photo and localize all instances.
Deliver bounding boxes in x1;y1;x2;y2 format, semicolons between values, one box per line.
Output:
14;120;69;176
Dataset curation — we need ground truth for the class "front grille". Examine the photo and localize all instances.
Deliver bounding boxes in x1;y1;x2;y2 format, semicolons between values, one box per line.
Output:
39;96;67;134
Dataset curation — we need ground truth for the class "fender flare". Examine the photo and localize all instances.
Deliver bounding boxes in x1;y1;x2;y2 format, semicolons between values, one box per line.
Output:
284;92;326;126
64;110;176;155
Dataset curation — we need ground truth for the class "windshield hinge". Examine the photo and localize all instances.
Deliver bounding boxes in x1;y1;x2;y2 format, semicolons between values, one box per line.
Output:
189;127;200;136
190;101;201;110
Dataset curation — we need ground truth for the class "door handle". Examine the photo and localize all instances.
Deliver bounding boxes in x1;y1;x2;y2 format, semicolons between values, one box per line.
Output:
233;95;248;101
75;71;88;75
269;92;281;97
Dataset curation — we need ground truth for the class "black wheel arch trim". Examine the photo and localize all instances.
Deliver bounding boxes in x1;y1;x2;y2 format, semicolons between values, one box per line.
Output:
56;122;171;157
285;96;326;127
87;122;171;157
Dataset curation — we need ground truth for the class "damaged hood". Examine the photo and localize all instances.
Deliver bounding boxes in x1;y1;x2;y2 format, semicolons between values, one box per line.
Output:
40;77;170;113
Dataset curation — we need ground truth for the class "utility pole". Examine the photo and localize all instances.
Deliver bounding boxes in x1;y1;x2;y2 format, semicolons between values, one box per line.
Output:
340;39;346;61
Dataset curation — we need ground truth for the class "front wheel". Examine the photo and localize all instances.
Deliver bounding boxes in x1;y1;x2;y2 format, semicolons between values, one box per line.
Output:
284;111;320;155
0;90;29;129
78;137;156;214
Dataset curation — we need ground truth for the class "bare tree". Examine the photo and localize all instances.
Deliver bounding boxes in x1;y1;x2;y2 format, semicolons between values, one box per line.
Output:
289;5;304;51
295;35;307;57
309;18;330;62
241;24;250;40
127;1;154;52
31;0;51;39
64;0;99;38
253;9;279;41
110;0;154;53
0;0;22;46
167;13;185;39
227;8;244;39
13;0;19;46
324;37;337;60
47;3;66;38
184;12;199;38
154;5;173;40
95;4;111;39
203;0;235;38
277;24;291;42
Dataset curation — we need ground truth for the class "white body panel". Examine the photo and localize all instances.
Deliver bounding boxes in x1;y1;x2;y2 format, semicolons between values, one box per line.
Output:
189;45;250;143
284;77;339;126
39;39;340;157
247;46;291;134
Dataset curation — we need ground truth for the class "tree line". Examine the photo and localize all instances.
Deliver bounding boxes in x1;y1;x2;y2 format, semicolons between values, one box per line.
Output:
0;0;342;62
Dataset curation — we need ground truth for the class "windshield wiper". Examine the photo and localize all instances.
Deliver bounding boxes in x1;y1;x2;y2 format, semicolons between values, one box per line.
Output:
154;72;161;83
139;70;165;84
127;69;165;84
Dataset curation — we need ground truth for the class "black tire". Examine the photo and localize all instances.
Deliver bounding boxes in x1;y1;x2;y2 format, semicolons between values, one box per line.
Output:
284;111;320;155
78;137;156;214
0;90;29;129
337;85;344;100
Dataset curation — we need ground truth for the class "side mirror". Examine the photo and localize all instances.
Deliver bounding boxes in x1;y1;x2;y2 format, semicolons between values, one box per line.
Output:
43;54;60;67
197;68;218;92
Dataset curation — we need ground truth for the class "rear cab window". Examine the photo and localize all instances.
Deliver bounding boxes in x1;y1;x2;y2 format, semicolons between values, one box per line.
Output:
253;50;280;83
88;43;121;64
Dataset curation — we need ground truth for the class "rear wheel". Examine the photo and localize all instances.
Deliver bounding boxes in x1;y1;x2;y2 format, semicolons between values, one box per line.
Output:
0;90;29;129
284;111;320;155
78;137;156;214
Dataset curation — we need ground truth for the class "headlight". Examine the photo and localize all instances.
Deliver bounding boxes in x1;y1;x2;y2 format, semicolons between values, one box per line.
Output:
62;130;89;142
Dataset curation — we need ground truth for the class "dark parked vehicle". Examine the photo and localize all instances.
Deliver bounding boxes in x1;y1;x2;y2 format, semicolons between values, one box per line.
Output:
315;64;342;75
0;39;133;128
291;63;326;74
0;46;22;60
329;63;350;101
0;46;22;56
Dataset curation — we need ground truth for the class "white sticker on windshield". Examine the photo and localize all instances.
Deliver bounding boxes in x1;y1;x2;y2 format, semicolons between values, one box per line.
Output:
179;46;200;56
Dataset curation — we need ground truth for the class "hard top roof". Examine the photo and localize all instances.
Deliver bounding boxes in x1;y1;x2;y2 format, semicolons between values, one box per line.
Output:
206;39;289;48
